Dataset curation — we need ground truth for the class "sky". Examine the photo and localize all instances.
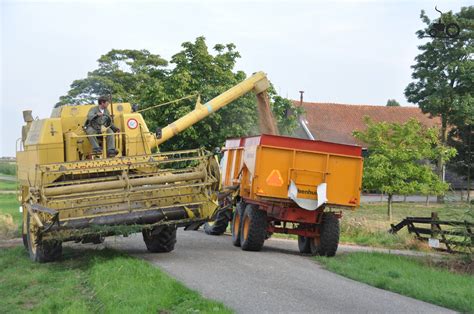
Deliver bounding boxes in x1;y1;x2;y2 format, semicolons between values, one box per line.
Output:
0;0;470;156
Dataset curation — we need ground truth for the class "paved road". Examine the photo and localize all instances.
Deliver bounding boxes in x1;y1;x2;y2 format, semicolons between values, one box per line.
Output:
104;230;454;314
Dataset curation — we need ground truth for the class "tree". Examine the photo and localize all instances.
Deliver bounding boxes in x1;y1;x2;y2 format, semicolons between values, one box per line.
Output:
58;37;301;151
58;49;168;106
353;118;456;220
267;89;304;136
386;99;400;107
448;125;473;202
404;7;474;202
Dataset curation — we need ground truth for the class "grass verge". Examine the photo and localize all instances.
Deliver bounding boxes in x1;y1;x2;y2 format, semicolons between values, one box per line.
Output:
316;252;474;313
0;179;18;191
0;246;231;313
0;193;21;239
339;202;472;250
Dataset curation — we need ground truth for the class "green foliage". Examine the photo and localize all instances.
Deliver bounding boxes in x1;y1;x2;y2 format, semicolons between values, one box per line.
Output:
316;252;474;312
59;37;301;151
353;118;456;197
58;49;168;106
0;247;231;313
386;99;400;107
405;7;474;136
268;88;304;136
0;162;16;176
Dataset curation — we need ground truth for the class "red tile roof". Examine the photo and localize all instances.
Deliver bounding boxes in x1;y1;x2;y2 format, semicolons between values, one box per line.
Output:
293;101;441;146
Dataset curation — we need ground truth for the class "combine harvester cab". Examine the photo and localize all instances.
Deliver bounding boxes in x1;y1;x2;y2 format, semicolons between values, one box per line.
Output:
221;134;363;256
16;72;270;262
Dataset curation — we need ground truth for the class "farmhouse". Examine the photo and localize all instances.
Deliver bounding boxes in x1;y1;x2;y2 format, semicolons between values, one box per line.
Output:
291;101;440;145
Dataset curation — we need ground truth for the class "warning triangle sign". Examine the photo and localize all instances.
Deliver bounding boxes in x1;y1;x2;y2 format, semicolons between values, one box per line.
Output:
266;169;284;187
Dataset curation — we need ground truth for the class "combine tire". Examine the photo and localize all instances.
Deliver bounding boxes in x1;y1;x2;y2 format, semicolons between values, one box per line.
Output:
204;209;231;235
319;213;340;257
240;204;267;251
231;202;245;247
297;236;320;255
26;212;62;263
22;223;28;249
142;226;177;253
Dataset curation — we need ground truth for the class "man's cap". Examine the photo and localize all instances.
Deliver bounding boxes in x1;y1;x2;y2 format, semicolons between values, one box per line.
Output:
98;95;110;103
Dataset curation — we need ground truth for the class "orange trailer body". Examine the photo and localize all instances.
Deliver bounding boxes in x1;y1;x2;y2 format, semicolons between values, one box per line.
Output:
221;134;363;209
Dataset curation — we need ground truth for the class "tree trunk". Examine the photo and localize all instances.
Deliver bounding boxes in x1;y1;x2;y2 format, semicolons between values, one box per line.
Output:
387;194;393;221
437;116;448;203
467;125;471;204
425;195;429;206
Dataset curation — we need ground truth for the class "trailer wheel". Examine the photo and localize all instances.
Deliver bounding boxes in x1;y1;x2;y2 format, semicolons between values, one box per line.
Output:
319;213;340;257
204;209;231;235
297;236;320;255
142;226;177;253
26;211;62;263
240;204;267;251
231;202;245;247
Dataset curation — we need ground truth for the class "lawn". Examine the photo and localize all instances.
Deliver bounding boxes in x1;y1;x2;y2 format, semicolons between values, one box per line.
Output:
0;246;231;313
316;252;474;313
0;179;18;191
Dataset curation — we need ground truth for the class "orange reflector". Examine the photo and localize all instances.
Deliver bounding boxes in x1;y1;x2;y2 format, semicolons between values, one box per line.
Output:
266;169;284;187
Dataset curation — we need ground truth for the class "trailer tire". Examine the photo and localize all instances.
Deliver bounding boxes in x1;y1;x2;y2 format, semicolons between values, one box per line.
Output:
26;212;62;263
142;226;177;253
204;209;230;235
240;204;267;251
231;202;245;247
319;213;340;257
297;236;320;255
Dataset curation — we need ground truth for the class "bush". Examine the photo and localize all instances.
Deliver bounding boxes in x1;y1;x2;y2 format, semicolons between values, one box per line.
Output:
0;163;16;176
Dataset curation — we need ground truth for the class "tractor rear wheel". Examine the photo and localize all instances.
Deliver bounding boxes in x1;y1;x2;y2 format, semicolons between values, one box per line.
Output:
319;213;340;257
26;211;62;263
240;204;267;251
204;208;231;235
231;202;245;247
297;236;320;255
142;226;177;253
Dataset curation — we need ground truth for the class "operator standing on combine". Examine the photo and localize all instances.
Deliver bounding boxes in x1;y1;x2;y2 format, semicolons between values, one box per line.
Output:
85;96;119;157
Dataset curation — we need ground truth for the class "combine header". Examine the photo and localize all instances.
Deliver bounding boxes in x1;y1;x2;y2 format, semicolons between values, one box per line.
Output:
17;72;270;262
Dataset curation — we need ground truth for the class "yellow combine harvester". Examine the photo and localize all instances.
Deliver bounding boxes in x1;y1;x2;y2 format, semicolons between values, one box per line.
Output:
17;72;270;262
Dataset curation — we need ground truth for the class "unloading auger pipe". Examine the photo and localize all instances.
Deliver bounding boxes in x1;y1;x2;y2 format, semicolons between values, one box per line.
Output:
152;71;270;148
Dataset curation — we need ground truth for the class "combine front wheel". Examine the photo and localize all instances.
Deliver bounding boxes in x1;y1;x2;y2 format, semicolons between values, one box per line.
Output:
26;211;62;263
142;226;177;253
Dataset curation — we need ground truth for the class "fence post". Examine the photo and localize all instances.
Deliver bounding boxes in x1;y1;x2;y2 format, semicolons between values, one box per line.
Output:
430;212;438;238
